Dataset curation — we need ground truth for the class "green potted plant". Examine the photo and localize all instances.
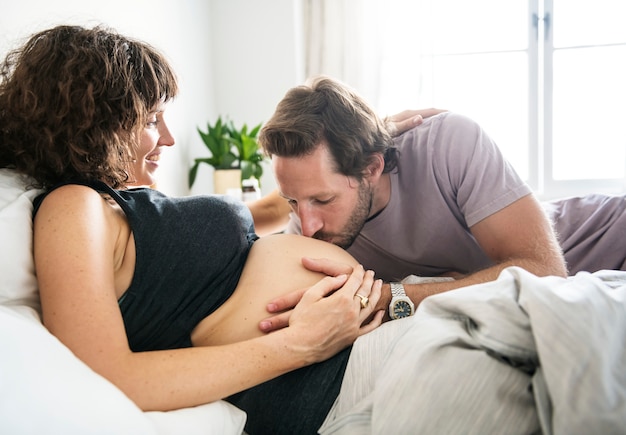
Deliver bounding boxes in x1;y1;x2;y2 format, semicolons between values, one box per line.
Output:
189;116;265;194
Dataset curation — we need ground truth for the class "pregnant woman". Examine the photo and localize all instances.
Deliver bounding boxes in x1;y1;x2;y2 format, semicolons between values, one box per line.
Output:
1;24;389;434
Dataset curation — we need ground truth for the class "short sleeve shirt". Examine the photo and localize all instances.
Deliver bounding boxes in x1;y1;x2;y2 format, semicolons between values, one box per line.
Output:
286;112;531;281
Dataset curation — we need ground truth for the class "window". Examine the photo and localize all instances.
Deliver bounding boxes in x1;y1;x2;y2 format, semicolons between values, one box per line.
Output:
306;0;626;199
547;0;626;197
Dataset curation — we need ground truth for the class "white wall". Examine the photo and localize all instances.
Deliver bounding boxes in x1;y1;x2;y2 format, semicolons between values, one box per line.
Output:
1;0;302;196
194;0;303;195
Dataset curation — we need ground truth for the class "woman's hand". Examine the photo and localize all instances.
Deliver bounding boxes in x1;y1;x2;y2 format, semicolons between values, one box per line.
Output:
384;108;447;137
283;265;384;364
259;257;355;333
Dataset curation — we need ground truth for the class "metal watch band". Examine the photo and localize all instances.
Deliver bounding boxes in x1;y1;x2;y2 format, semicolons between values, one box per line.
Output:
390;282;405;297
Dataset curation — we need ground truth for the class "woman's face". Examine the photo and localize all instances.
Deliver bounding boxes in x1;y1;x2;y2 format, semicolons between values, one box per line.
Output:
129;108;175;188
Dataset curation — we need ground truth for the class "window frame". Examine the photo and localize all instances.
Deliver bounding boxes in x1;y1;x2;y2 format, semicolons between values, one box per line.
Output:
537;0;626;199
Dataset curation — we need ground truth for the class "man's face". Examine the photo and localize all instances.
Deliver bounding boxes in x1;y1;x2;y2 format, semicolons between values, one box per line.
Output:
272;144;374;249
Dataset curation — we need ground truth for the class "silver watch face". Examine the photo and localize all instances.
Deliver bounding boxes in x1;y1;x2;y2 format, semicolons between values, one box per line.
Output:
393;300;413;318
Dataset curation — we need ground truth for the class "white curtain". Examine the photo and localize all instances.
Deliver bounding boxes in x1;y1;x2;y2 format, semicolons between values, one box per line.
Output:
302;0;433;115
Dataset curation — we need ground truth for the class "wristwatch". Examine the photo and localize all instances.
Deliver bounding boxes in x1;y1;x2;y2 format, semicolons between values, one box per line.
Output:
388;282;415;319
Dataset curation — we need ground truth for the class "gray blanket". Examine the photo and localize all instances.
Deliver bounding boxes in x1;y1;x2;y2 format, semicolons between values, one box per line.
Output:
320;267;626;434
545;194;626;273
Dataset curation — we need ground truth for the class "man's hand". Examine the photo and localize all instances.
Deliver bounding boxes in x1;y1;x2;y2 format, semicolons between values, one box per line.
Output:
258;257;355;333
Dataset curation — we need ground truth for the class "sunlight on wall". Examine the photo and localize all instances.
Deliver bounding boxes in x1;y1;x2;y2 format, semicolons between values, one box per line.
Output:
0;0;213;197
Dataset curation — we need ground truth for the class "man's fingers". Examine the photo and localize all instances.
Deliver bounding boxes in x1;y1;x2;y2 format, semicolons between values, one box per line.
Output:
259;312;291;333
358;310;384;335
266;286;308;313
263;272;351;333
262;274;351;332
302;257;354;276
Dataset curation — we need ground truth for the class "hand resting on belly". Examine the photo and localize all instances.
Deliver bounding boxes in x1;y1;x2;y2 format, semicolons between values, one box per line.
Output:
191;233;359;346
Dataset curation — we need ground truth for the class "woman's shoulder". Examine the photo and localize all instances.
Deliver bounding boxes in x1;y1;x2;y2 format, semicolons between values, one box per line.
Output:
45;183;102;197
33;183;116;230
34;183;103;212
33;183;127;262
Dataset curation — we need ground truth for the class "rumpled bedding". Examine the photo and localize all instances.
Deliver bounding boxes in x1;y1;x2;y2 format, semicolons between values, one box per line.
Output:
320;267;626;434
546;194;626;274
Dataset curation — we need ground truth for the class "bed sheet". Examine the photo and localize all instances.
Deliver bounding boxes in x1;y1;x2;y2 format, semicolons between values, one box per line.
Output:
321;267;626;434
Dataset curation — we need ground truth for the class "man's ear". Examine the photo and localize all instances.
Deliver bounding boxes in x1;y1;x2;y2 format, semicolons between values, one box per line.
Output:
365;154;385;180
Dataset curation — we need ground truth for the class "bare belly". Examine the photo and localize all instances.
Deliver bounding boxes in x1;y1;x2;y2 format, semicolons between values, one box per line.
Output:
190;233;357;347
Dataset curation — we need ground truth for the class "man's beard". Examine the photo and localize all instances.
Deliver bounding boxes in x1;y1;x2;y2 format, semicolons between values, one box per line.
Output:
313;182;373;249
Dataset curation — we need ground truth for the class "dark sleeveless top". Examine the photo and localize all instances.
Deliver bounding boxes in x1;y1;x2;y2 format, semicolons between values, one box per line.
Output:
33;181;351;434
33;180;257;351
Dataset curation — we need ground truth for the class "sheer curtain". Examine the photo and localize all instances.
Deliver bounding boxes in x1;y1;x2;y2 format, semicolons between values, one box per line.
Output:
301;0;529;182
302;0;431;115
301;0;626;197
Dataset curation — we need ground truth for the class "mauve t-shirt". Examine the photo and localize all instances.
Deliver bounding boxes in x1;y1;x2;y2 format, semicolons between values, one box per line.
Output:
286;112;531;281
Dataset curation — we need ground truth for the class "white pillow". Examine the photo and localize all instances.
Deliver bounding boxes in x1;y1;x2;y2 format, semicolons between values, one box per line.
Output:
0;169;247;434
147;403;246;435
0;304;156;434
0;169;42;314
0;305;246;434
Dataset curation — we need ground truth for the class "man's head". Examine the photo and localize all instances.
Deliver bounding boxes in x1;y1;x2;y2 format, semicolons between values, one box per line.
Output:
260;76;397;248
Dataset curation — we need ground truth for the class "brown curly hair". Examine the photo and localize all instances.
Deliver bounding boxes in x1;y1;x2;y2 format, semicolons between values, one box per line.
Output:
0;25;178;189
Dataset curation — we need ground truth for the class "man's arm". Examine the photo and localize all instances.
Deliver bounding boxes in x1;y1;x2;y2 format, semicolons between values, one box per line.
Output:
374;194;567;318
258;194;567;331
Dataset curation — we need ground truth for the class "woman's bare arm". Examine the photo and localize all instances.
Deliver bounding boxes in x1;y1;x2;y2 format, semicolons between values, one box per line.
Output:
34;186;382;411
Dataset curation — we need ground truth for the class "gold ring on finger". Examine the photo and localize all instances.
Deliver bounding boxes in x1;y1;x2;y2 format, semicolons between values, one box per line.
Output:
354;293;369;309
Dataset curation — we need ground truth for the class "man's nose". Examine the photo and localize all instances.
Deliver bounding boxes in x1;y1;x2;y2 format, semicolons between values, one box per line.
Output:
298;208;323;238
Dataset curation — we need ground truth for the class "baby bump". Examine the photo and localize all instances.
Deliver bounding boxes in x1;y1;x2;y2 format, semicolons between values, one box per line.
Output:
191;233;358;346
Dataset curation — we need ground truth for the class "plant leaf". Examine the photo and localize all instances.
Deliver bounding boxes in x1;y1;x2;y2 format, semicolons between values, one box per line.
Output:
188;161;200;188
191;117;266;189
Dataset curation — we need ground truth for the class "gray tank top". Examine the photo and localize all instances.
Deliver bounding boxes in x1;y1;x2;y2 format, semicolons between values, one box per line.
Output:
34;181;257;351
34;181;349;433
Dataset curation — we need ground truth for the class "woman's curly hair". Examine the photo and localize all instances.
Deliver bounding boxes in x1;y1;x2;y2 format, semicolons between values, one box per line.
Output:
0;25;178;189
